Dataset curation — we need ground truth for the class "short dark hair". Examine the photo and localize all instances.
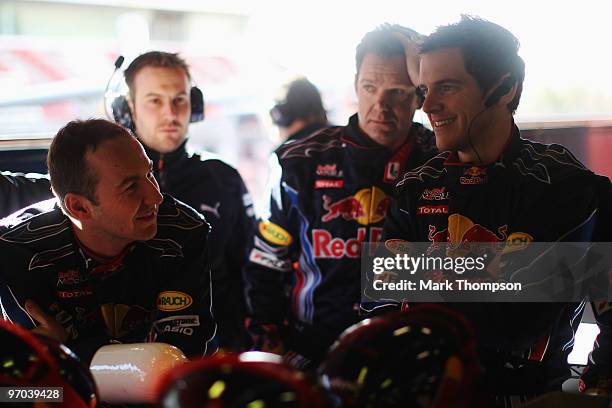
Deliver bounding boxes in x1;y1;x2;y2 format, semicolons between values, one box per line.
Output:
124;51;191;99
281;78;327;122
48;119;133;208
420;15;525;112
355;25;410;74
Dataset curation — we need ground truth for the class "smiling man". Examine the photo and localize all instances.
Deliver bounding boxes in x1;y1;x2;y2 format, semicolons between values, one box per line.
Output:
383;16;612;401
121;52;255;351
0;119;216;363
243;26;436;369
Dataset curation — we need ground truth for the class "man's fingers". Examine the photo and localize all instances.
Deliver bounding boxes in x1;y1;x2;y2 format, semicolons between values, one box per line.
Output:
25;299;49;325
391;31;423;86
25;299;68;343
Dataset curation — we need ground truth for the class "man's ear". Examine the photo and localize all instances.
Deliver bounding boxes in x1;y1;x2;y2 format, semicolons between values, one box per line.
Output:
354;73;359;94
127;97;136;121
63;193;94;221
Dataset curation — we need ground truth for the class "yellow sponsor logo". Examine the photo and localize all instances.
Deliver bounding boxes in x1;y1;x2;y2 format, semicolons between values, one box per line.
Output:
504;232;533;254
157;291;193;311
259;221;292;246
384;239;414;254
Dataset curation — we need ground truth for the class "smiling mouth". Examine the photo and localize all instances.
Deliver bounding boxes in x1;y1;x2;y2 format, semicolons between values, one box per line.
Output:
432;118;455;128
135;209;157;221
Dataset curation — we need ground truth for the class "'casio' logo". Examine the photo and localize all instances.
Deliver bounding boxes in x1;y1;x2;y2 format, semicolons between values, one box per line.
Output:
157;291;193;311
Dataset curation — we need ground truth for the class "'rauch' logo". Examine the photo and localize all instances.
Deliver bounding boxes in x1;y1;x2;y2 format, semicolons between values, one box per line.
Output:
259;221;292;246
157;291;193;311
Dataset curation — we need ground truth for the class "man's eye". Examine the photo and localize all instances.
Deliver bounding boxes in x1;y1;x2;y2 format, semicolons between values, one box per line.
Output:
389;89;409;100
174;97;188;106
363;85;375;93
148;98;161;105
126;183;137;191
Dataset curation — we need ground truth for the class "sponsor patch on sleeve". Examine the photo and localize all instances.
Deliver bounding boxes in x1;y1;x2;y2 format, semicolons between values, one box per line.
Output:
249;248;292;272
259;221;292;246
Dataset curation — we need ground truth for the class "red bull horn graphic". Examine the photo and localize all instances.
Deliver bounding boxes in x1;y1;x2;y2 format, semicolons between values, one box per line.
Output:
428;214;508;243
321;187;391;225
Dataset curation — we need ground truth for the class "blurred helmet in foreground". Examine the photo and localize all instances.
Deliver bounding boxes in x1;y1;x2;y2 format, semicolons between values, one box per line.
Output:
155;351;326;408
0;320;98;407
319;304;483;408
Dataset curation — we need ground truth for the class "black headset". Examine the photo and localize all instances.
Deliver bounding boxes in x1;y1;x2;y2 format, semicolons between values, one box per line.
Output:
105;56;205;131
484;75;516;108
269;102;295;127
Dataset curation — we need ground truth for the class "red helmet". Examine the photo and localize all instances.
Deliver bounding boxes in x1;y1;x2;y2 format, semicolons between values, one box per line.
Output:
319;305;485;408
0;320;98;407
155;351;326;408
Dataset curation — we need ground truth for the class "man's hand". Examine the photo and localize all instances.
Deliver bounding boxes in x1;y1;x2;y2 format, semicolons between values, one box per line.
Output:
390;25;424;88
25;299;68;343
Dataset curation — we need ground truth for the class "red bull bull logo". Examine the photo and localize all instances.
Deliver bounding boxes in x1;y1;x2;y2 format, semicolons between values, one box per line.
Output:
460;166;487;185
448;214;507;243
321;187;390;225
428;215;508;243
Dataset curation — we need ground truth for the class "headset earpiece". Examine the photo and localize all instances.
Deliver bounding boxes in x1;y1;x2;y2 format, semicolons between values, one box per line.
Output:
111;95;134;131
269;102;294;127
484;76;515;108
190;86;205;122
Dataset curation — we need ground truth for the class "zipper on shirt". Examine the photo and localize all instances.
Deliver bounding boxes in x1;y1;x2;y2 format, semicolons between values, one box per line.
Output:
157;155;166;190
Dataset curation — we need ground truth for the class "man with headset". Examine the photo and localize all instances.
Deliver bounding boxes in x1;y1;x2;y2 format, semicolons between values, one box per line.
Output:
112;51;255;351
270;77;329;144
243;25;436;369
383;16;612;400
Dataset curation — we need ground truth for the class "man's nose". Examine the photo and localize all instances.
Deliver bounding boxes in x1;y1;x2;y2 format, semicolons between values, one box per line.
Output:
421;92;440;114
161;99;178;119
374;91;391;111
145;177;163;205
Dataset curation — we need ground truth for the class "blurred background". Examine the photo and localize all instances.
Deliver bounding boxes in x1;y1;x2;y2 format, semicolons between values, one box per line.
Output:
1;0;611;206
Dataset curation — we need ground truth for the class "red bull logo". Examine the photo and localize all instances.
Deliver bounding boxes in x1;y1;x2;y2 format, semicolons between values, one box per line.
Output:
313;227;383;258
448;214;507;243
460;166;487;185
321;187;390;225
428;214;508;243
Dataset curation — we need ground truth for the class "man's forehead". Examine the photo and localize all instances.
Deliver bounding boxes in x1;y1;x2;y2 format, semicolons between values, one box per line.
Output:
419;48;469;83
358;53;411;83
133;66;190;92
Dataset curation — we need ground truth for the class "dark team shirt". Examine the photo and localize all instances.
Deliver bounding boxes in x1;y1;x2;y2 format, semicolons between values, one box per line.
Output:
383;125;611;392
243;114;436;363
142;141;255;351
0;195;216;363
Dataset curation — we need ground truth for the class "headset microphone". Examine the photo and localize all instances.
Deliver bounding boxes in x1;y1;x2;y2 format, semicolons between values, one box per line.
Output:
114;55;124;70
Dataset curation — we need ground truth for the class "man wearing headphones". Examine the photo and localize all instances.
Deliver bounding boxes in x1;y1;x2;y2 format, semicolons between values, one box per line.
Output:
270;78;328;144
117;51;255;351
383;16;611;400
243;26;436;369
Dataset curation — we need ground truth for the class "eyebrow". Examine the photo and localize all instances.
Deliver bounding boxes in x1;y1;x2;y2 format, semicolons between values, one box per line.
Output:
143;91;188;98
422;79;463;88
117;161;154;189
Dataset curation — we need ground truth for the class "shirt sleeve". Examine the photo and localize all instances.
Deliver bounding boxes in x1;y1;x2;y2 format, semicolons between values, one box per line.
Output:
242;153;298;351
